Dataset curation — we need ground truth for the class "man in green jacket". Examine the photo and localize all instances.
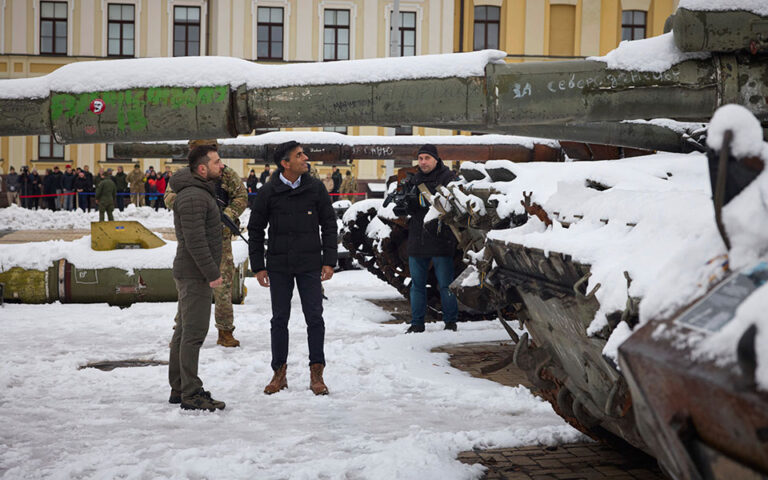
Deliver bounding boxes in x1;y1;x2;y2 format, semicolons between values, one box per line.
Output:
168;145;226;412
113;166;128;211
94;170;117;222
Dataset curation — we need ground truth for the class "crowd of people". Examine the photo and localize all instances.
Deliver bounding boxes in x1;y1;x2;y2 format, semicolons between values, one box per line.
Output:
3;162;362;212
2;163;174;212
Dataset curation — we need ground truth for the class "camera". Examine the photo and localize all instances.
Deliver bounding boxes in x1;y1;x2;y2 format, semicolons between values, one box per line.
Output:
383;172;419;217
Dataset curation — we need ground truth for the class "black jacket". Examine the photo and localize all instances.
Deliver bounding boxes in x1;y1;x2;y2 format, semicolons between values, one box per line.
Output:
406;161;457;257
248;171;337;273
259;170;270;185
62;172;75;190
73;176;91;192
331;171;342;193
170;168;223;282
43;174;56;194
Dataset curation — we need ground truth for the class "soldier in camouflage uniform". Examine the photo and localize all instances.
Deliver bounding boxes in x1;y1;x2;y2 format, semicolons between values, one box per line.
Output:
165;162;248;347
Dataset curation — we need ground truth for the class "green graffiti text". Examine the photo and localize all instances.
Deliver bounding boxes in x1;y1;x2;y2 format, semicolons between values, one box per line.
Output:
50;85;230;133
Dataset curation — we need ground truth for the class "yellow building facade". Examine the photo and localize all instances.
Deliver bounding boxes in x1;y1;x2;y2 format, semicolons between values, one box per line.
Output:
454;0;678;59
2;0;679;180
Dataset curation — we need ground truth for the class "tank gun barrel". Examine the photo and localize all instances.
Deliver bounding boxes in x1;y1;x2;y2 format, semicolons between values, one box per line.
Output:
113;135;564;161
1;43;767;146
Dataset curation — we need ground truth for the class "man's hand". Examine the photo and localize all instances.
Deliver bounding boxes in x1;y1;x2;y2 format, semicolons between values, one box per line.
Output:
209;276;223;288
256;270;270;287
321;265;334;281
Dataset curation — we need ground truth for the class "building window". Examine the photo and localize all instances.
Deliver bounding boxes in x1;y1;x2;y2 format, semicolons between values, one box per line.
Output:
173;6;201;56
40;1;68;55
108;4;135;57
390;11;416;57
324;9;350;61
323;126;348;134
473;6;499;50
39;135;64;159
394;126;412;135
622;10;647;41
257;7;283;60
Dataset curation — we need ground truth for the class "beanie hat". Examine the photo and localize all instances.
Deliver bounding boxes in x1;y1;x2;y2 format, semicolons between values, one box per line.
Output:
417;144;440;162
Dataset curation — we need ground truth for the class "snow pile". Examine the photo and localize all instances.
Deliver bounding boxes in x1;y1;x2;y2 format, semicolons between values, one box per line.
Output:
0;50;507;99
465;154;713;340
0;203;252;231
623;118;706;135
706;104;767;158
678;0;768;15
201;132;562;149
341;198;383;225
0;235;249;272
0;270;583;478
589;33;710;72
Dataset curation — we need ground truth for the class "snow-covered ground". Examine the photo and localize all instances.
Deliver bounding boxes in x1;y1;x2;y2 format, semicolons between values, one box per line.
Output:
0;231;582;479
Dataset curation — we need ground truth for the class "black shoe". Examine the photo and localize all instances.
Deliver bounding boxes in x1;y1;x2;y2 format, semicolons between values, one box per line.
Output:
169;390;182;404
444;322;457;331
405;325;425;334
180;389;226;412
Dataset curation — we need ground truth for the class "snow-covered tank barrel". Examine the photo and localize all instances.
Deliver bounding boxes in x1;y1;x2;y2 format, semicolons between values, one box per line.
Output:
113;134;564;162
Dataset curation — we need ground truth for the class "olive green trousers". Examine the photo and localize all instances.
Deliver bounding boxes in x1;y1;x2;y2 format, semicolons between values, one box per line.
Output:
169;278;213;400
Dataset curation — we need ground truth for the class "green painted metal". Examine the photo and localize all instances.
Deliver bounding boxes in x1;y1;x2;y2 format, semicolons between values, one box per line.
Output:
49;85;238;143
0;259;247;306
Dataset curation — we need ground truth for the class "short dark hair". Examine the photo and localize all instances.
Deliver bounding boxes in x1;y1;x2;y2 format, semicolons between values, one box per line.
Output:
346;170;351;176
273;141;301;171
188;145;218;172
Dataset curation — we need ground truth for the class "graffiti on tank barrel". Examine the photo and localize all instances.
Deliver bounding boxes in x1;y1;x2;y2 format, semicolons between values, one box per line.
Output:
50;85;230;133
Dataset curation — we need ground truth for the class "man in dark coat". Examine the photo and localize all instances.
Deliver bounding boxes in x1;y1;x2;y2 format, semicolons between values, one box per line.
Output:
248;141;338;396
331;166;342;194
403;144;459;333
43;168;56;210
113;166;128;211
62;165;75;210
258;165;270;187
51;166;63;210
29;169;41;210
246;169;258;210
5;166;19;207
168;145;226;412
94;170;117;221
73;170;91;211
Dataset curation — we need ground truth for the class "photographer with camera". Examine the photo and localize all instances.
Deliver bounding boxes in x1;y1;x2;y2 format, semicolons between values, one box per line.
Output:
395;144;459;333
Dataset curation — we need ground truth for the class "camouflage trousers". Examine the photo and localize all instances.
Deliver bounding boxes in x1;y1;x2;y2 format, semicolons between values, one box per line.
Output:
130;191;144;206
214;237;236;331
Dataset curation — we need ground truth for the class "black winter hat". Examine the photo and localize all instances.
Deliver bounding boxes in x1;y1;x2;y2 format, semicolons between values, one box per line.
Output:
417;144;440;162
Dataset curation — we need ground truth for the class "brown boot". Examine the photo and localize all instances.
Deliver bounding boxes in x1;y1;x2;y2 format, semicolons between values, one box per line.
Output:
309;363;329;395
216;329;240;348
264;364;287;395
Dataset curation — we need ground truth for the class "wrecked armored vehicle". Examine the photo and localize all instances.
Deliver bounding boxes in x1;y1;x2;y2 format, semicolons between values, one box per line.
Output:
422;104;767;478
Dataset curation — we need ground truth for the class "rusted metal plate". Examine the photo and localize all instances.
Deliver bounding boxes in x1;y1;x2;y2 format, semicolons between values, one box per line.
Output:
619;318;768;479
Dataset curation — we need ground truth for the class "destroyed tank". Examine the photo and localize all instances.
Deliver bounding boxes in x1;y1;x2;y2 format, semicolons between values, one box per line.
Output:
2;3;768;477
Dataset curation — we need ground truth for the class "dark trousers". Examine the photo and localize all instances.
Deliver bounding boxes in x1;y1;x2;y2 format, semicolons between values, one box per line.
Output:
268;270;325;371
169;278;213;400
116;192;125;211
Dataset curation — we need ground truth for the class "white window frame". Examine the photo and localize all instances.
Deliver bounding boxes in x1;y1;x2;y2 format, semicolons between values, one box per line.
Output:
318;1;357;61
33;0;74;55
384;4;422;57
101;0;141;58
252;0;291;61
166;0;207;57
